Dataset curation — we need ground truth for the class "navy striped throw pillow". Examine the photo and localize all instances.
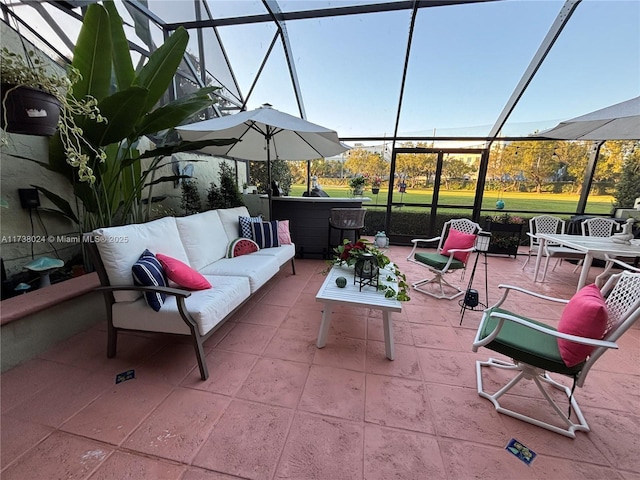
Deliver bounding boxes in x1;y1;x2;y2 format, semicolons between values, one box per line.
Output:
251;221;280;249
131;249;167;311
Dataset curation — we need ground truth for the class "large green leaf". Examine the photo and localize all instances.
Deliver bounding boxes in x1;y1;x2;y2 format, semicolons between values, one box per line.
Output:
133;27;189;114
144;175;190;187
137;138;239;159
135;86;219;136
71;3;112;101
136;98;215;137
31;185;79;224
83;87;149;146
104;0;134;90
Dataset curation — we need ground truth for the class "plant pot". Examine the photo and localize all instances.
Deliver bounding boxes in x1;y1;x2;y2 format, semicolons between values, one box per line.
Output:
484;219;523;258
1;83;60;136
371;187;380;194
352;187;364;196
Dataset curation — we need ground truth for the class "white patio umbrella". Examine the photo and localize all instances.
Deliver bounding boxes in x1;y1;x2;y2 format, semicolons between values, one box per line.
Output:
536;96;640;140
176;103;349;216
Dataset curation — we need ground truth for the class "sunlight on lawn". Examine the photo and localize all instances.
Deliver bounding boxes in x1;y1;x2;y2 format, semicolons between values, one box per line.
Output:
290;185;614;215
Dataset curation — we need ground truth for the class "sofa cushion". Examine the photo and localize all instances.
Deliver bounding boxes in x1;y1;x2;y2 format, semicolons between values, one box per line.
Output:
131;249;167;311
252;244;296;266
176;210;228;271
156;253;211;290
240;215;263;238
95;216;189;303
112;275;251;336
199;254;279;293
251;221;280;249
217;206;251;240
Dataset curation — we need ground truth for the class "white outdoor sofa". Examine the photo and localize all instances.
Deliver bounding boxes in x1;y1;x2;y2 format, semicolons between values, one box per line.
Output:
85;206;295;380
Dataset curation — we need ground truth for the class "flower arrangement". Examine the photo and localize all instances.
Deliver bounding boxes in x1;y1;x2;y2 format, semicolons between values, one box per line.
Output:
485;213;525;253
1;47;107;183
349;175;367;190
488;213;525;225
371;176;382;188
327;238;410;301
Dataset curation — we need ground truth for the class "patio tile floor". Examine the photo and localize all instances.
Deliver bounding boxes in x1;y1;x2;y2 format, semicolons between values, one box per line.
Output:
2;244;639;479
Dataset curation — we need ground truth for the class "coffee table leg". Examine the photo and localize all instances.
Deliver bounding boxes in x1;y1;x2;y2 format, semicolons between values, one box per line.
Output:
382;311;394;360
316;304;333;348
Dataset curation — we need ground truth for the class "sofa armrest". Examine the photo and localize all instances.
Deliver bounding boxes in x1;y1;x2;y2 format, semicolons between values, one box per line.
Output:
95;285;192;299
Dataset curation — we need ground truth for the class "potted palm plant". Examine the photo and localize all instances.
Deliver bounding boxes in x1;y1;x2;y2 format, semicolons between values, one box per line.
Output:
33;0;233;232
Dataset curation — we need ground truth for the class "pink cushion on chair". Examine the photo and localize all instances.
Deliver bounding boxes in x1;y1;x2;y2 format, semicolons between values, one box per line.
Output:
441;229;476;263
156;253;211;290
557;283;608;367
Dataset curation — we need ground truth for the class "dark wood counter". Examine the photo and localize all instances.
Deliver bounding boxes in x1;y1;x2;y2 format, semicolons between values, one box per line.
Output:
270;196;369;258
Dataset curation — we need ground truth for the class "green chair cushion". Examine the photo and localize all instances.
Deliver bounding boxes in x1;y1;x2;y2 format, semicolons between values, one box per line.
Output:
479;308;584;376
414;252;465;271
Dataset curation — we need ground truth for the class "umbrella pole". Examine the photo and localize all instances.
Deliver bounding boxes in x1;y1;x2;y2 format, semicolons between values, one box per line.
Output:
307;160;311;195
267;135;273;220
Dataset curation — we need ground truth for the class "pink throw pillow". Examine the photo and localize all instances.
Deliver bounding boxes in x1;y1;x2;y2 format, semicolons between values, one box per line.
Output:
277;220;292;245
441;228;476;263
156;253;211;290
557;284;608;367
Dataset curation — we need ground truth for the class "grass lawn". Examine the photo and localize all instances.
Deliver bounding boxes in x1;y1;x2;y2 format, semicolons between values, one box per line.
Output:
290;185;615;215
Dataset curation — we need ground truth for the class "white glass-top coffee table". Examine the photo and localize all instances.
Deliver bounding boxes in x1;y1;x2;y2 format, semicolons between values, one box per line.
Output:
315;263;402;360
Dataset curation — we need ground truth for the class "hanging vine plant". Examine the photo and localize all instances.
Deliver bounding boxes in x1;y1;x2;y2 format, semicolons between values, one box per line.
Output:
0;46;106;183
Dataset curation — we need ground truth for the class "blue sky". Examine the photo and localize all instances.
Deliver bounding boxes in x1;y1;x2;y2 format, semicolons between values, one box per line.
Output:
215;0;640;138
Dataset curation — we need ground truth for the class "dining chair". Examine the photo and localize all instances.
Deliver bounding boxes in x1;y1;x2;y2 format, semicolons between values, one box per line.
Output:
595;254;640;287
539;242;585;283
521;215;566;272
406;218;481;300
571;217;621;273
473;271;640;438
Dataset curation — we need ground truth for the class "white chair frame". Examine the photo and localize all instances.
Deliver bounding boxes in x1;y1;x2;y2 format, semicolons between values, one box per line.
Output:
407;218;481;300
521;215;566;272
571;217;621;273
473;271;640;438
595;254;640;287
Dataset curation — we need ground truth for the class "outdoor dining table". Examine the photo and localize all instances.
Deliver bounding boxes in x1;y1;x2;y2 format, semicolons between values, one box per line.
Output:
534;233;640;292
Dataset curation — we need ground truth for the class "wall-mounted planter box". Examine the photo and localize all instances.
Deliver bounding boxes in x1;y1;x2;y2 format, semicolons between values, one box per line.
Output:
484;219;523;258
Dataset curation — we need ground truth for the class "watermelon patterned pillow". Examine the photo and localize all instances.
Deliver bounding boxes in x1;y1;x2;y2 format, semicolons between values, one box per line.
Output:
227;238;260;258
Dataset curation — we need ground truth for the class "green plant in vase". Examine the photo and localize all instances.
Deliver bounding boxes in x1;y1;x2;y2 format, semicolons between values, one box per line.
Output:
1;47;106;183
349;175;367;196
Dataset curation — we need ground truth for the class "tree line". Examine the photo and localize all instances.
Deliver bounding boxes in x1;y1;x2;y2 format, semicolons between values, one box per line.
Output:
283;140;639;205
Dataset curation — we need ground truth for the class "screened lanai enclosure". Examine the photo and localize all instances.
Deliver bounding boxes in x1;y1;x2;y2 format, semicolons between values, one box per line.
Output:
1;0;639;245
